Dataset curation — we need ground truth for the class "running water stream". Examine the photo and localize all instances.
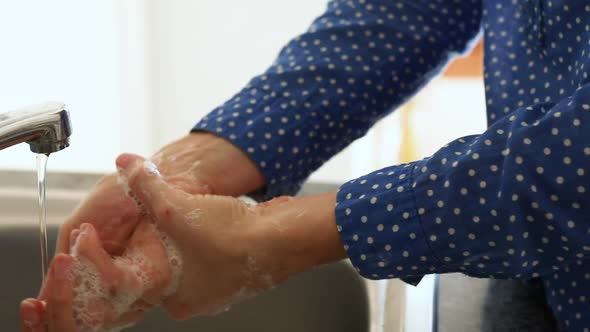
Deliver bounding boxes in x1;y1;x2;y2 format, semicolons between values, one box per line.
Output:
37;153;49;284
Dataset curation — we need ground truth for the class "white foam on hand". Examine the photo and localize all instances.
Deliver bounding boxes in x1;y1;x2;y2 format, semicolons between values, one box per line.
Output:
69;256;109;332
149;224;183;297
68;224;184;332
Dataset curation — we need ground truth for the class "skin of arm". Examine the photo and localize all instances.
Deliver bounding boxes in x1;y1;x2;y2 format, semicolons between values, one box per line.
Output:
112;154;347;318
21;132;267;330
54;131;266;255
257;192;347;279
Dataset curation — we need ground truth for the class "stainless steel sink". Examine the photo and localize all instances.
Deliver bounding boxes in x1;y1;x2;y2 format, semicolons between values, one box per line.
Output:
0;225;368;331
0;171;436;331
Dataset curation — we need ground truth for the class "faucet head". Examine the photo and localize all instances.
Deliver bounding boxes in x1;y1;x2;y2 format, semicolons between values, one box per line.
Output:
27;104;72;154
0;102;72;154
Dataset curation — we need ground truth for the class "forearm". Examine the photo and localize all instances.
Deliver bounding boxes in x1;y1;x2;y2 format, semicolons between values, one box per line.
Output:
58;132;265;255
284;192;346;270
195;0;483;199
337;83;590;282
151;132;265;196
259;191;346;282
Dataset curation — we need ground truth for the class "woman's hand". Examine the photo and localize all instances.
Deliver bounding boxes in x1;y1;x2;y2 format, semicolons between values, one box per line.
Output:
21;220;173;332
21;254;76;332
21;132;266;331
116;153;346;319
55;132;265;256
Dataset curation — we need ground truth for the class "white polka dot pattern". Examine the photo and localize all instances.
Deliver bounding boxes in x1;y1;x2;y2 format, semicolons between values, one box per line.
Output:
195;1;590;330
196;0;482;197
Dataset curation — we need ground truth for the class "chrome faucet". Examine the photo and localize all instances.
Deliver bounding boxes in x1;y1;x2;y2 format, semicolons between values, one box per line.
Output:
0;102;72;154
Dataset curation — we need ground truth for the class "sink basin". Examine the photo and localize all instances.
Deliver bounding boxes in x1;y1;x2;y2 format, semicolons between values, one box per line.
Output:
0;225;368;331
0;170;436;331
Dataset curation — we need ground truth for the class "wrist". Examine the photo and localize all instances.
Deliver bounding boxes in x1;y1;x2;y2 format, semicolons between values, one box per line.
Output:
256;192;346;282
151;132;265;196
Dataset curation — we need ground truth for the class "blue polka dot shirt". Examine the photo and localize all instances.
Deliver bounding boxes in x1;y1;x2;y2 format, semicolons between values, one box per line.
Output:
194;1;590;330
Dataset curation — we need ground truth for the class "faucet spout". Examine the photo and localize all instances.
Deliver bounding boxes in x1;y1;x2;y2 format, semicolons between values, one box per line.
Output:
0;102;72;154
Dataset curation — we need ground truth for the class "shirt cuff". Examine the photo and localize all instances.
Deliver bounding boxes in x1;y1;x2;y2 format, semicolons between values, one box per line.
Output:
192;110;304;199
335;160;443;284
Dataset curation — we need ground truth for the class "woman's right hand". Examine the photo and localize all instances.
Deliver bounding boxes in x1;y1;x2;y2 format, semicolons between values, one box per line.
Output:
55;132;265;256
116;154;281;319
116;153;345;319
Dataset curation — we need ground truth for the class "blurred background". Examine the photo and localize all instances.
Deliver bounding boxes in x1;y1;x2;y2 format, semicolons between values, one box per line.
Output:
0;0;486;183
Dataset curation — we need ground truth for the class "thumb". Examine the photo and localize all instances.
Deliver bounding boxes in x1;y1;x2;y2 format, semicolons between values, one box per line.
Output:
116;153;183;223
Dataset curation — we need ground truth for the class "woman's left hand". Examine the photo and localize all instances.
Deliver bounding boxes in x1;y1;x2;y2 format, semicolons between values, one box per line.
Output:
20;219;172;332
113;153;345;319
21;254;76;332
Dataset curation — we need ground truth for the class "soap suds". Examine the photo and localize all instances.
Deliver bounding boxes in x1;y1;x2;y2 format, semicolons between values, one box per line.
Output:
116;168;130;197
149;223;183;297
184;209;204;227
69;223;183;332
205;256;275;316
116;168;144;211
69;245;146;331
70;256;108;332
245;256;275;291
143;160;160;176
174;160;202;180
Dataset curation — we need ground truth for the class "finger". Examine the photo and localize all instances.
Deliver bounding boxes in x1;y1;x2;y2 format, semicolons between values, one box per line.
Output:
126;221;171;304
55;224;73;255
20;320;31;332
72;223;123;292
116;153;181;211
21;299;48;332
46;254;76;332
20;298;44;331
69;229;81;251
116;153;188;230
57;174;142;256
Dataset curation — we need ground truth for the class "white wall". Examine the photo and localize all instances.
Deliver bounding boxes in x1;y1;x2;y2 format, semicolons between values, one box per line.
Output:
146;0;327;145
412;78;487;158
0;0;330;173
0;0;120;172
0;1;486;184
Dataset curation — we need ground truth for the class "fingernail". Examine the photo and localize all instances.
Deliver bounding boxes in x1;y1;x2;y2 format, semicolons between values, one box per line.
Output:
116;153;141;172
22;302;39;326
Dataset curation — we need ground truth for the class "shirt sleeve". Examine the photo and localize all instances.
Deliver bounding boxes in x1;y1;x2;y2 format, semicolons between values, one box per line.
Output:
335;83;590;283
193;0;483;198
